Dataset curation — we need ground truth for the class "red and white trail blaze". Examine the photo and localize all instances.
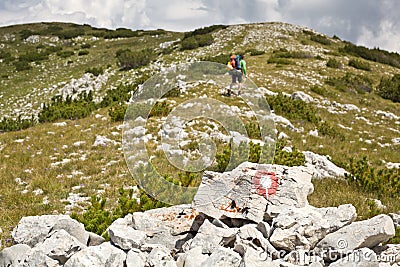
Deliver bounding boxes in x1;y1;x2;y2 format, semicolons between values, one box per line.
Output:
252;170;279;199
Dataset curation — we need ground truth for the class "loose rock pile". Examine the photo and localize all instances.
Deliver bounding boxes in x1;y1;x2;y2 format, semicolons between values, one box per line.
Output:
1;162;399;266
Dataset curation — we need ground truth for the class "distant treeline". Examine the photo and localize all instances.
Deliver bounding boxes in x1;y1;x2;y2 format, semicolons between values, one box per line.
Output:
340;43;400;69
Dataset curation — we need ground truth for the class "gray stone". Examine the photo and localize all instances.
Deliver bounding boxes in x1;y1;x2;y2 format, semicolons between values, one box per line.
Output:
270;204;356;250
146;245;176;267
194;162;314;223
107;217;147;251
303;151;348;178
126;248;147;267
51;217;89;245
176;246;209;267
329;248;379;267
132;204;205;250
64;242;126;267
256;221;272;239
201;247;241;267
34;229;86;264
292;91;314;103
315;214;395;257
187;219;237;254
16;250;60;267
87;231;105;246
12;215;69;247
389;213;400;228
373;244;400;264
0;244;31;266
235;224;279;259
241;246;272;267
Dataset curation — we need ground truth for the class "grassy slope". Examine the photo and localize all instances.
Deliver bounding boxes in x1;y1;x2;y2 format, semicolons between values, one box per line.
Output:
0;22;399;245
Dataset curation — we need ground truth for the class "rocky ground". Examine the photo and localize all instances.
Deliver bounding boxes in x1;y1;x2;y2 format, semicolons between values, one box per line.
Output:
1;162;399;267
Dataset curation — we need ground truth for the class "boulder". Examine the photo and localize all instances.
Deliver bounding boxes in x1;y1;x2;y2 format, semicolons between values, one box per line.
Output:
193;162;314;223
87;232;105;246
34;229;86;264
16;250;60;267
176;246;209;267
373;244;400;264
0;244;31;266
201;247;242;267
270;204;356;250
389;213;400;228
303;151;348;178
131;204;206;250
329;248;379;266
12;215;64;247
186;219;237;254
146;245;176;267
291;91;314;103
241;246;272;266
126;248;147;267
107;217;147;251
315;214;395;257
51;217;89;245
64;242;126;267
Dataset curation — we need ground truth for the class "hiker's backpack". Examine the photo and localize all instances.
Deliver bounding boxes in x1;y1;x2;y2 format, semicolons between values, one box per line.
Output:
235;55;241;69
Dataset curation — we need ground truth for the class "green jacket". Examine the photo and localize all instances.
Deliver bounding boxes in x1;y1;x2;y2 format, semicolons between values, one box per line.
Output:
240;60;247;76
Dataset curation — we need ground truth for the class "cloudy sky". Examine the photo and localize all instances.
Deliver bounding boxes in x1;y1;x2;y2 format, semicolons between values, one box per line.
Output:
0;0;399;52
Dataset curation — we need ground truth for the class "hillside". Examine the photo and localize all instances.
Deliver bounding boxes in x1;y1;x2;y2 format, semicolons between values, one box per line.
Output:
0;20;399;252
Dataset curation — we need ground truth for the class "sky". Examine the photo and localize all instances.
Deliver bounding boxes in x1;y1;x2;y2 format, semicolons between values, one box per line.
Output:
0;0;399;53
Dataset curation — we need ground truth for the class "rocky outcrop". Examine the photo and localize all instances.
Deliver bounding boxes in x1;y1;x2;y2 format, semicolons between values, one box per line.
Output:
1;162;398;266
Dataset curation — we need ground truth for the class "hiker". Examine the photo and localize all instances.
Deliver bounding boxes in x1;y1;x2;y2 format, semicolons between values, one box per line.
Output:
227;54;246;96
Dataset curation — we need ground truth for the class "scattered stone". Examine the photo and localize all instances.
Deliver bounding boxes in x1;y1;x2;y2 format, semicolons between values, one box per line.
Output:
292;91;314;103
18;250;60;267
303;151;348;178
0;244;31;267
64;242;126;267
315;214;395;258
34;229;86;264
176;246;209;267
107;217;147;251
202;246;241;267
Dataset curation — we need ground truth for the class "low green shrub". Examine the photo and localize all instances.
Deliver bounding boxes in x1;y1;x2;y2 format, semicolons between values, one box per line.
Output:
345;157;400;197
14;60;32;71
85;67;103;76
310;85;328;96
116;48;156;70
310;34;332;45
376;74;400;103
273;139;306;167
201;53;230;64
266;92;320;124
326;58;342;69
0;115;36;132
267;57;292;65
108;104;127;122
339;43;400;69
326;72;373;93
38;91;97;122
348;59;371;71
317;121;345;140
71;188;144;237
148;101;171;117
81;43;91;49
78;50;89;56
57;50;74;58
181;33;214;50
